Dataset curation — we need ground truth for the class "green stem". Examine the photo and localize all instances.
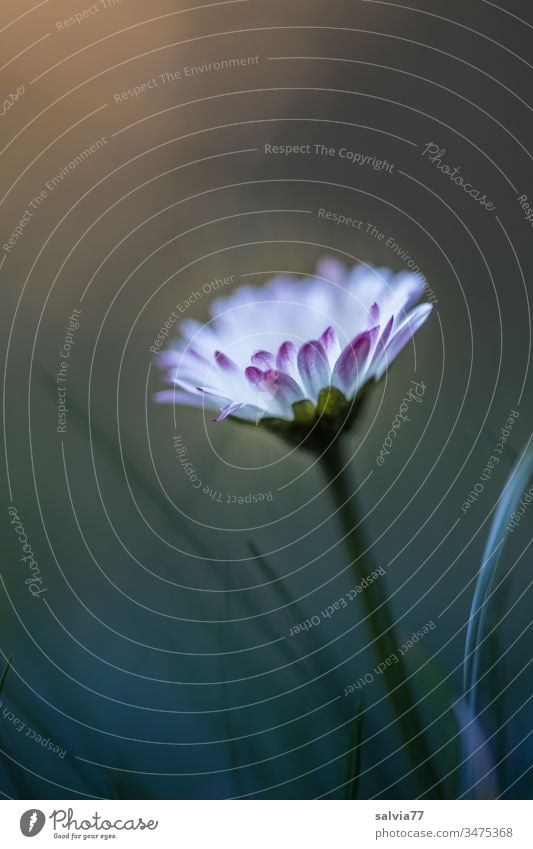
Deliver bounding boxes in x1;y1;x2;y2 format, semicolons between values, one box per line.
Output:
320;438;444;799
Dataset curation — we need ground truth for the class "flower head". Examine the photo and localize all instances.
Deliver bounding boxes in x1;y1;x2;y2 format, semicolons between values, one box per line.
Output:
155;258;432;448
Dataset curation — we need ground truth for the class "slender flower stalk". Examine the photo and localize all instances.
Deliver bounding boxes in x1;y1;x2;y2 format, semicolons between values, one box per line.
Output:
320;436;444;798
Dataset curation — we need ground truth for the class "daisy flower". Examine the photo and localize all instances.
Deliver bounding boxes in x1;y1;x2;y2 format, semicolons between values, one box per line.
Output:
155;257;432;448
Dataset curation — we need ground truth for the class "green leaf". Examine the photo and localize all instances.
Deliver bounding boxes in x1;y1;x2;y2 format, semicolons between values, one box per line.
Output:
463;446;533;710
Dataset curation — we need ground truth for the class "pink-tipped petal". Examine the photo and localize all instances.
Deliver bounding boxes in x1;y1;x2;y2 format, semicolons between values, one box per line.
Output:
331;326;379;397
374;304;432;380
369;302;380;324
319;326;341;364
245;367;292;416
269;371;305;407
394;302;433;336
215;350;238;372
371;315;395;366
380;314;394;347
297;340;330;400
251;349;275;369
276;340;298;376
245;366;265;388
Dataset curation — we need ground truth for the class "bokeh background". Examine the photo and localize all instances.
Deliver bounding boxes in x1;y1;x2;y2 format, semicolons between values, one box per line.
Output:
1;0;532;799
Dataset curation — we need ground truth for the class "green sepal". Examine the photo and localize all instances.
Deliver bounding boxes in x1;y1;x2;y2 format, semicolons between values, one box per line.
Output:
317;386;348;417
291;399;316;424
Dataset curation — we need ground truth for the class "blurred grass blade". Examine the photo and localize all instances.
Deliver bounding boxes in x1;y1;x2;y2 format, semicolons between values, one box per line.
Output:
247;540;342;679
0;656;12;695
220;564;243;796
453;698;498;799
344;696;363;800
411;649;459;798
246;541;348;720
247;540;306;614
463;446;533;709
